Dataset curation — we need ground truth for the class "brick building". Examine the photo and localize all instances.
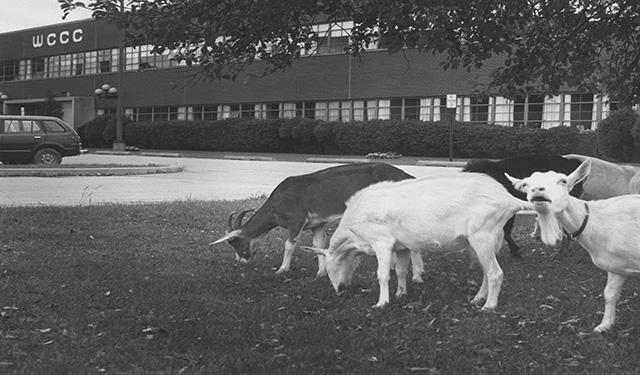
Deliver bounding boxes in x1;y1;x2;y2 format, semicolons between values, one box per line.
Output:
0;18;616;130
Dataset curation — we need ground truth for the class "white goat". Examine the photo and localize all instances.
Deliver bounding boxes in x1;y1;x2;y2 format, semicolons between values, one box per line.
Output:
564;154;640;198
507;160;640;333
305;172;532;309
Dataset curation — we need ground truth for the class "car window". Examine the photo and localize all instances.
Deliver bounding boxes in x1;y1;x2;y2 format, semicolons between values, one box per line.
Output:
22;120;43;133
42;120;67;133
3;120;21;133
1;119;45;134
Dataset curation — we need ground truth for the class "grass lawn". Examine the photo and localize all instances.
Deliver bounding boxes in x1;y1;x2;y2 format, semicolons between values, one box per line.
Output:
0;199;638;374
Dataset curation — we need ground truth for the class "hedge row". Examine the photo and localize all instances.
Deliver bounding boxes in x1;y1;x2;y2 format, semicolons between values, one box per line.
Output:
80;115;601;159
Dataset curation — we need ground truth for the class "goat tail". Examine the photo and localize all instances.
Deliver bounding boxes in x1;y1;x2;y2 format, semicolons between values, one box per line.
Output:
512;196;535;212
300;245;328;256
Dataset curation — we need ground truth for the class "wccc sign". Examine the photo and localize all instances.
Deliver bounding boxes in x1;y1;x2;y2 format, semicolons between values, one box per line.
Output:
32;28;84;48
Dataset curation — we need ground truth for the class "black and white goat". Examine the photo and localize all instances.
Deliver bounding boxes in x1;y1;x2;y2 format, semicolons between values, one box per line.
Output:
211;162;422;279
508;160;640;332
306;172;532;309
463;155;584;257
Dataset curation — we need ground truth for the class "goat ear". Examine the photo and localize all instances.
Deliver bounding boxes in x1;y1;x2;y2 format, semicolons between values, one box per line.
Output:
567;160;591;189
210;230;241;245
505;173;525;191
300;245;327;257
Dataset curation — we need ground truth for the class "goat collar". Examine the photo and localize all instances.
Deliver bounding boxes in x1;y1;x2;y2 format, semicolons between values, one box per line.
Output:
563;202;589;239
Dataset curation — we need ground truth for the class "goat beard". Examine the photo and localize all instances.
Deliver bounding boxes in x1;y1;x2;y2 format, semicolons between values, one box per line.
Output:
536;212;564;246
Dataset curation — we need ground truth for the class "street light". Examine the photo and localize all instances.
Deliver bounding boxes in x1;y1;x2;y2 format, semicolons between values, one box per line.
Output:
0;91;8;114
94;83;118;97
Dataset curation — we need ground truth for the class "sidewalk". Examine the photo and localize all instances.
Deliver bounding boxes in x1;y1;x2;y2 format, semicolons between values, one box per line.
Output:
93;149;470;168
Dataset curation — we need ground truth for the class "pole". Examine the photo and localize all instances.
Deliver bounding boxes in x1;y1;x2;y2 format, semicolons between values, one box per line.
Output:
448;107;454;161
113;0;125;151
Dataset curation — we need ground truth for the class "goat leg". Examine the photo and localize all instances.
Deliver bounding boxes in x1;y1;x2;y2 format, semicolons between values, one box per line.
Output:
594;272;625;333
373;245;393;308
394;249;411;298
503;217;521;258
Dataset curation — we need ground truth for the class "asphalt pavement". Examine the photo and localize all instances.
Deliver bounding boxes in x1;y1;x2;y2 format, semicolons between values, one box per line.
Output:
0;151;464;206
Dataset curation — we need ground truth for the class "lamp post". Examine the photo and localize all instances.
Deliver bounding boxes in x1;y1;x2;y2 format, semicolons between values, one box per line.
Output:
113;0;126;152
0;92;8;114
95;84;122;149
94;83;118;97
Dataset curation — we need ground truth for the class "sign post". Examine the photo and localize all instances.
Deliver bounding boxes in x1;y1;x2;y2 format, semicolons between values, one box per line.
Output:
446;94;457;161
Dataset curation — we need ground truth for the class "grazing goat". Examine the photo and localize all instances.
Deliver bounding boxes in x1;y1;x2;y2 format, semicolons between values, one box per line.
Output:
305;172;532;309
463;155;583;257
564;154;640;198
211;163;423;279
507;160;640;332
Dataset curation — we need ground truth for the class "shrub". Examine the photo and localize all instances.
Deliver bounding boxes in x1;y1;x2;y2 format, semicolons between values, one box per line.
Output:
596;108;640;161
124;119;286;152
89;117;600;158
77;115;134;147
77;115;113;147
102;116;135;146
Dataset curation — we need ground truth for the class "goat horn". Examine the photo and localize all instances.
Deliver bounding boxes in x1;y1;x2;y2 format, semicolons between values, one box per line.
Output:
227;211;238;231
233;209;255;229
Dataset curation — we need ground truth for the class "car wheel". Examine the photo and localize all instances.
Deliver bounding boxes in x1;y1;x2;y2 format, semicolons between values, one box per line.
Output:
33;148;62;165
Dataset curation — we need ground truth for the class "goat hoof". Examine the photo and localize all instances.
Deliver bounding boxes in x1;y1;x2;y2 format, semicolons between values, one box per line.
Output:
371;302;389;309
412;276;424;284
593;325;610;334
480;306;497;313
274;268;288;276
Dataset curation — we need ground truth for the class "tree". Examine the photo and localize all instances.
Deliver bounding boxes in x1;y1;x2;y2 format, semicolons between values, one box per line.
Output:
59;0;640;105
35;90;64;118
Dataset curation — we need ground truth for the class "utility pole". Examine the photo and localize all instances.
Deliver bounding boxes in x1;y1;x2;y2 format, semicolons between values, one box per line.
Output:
113;0;126;151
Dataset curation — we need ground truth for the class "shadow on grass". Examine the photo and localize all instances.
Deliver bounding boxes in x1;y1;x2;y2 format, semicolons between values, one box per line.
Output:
0;199;638;374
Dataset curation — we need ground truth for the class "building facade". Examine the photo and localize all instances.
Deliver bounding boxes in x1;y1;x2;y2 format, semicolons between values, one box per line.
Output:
0;18;616;130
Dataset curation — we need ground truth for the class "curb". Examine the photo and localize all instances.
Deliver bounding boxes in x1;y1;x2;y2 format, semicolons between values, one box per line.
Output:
305;157;370;164
0;165;183;177
94;150;182;158
224;155;275;161
417;160;468;168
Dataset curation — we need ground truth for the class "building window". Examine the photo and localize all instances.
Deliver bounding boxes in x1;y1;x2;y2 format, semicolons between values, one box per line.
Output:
404;98;420;120
204;105;218;120
309;21;353;55
571;93;594;130
389;99;403;120
59;54;73;77
168;106;179;120
73;53;85;75
282;102;297;119
303;102;316;119
470;97;490;124
352;100;365;121
240;104;255;119
340;101;352;121
0;60;20;81
98;49;118;73
30;57;46;79
514;95;544;128
265;103;280;119
84;51;97;74
125;45;177;71
138;107;153;122
48;55;60;78
328;101;340;121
